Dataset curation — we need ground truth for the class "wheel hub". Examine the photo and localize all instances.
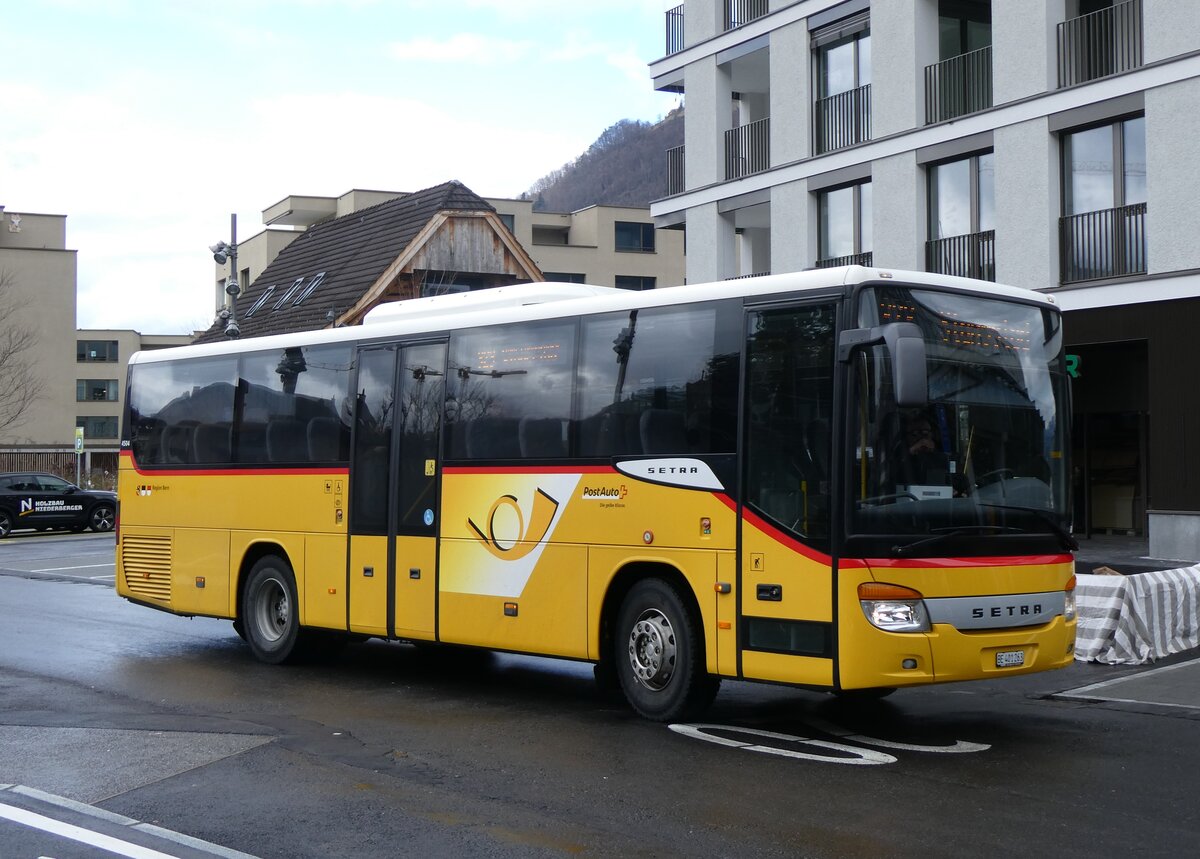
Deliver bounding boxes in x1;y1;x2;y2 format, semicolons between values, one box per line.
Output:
627;609;677;690
254;579;288;643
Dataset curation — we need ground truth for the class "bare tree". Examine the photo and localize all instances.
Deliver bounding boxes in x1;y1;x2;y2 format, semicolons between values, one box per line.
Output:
0;270;43;435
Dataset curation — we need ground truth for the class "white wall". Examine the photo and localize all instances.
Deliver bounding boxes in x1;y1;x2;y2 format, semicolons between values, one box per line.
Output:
870;153;923;271
1145;77;1200;275
992;0;1065;104
993;117;1059;292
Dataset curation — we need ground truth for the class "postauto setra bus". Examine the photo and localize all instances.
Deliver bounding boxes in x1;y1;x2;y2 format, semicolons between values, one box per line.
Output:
117;266;1077;721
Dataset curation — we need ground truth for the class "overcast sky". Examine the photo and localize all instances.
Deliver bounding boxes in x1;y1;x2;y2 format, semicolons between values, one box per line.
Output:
1;0;679;334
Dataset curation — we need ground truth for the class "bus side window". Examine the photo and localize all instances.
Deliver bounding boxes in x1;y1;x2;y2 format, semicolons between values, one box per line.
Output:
448;320;575;461
577;302;739;459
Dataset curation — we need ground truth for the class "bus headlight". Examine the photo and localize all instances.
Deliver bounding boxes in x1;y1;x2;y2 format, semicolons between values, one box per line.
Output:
859;582;930;632
1064;574;1077;622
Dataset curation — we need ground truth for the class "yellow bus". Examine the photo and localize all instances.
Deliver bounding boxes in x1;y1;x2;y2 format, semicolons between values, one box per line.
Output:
117;266;1077;721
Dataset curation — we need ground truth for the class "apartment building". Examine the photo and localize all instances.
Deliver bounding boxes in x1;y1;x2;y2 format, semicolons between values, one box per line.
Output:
213;189;685;315
0;208;190;477
649;0;1200;556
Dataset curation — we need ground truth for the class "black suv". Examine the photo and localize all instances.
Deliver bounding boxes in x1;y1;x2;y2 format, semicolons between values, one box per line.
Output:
0;472;116;538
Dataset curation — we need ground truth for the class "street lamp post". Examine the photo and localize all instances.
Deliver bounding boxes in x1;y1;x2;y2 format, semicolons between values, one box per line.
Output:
210;213;241;338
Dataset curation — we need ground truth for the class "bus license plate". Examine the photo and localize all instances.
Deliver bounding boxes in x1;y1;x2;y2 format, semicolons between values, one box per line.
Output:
995;649;1025;668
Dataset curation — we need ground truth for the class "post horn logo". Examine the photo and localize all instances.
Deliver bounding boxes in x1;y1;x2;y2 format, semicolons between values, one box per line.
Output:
467;488;560;560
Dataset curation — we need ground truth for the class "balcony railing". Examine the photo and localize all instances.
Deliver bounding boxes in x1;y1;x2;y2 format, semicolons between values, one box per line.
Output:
926;230;996;281
815;85;871;154
724;0;768;31
1057;0;1142;88
666;145;686;196
816;252;873;269
1059;203;1147;284
731;271;772;280
925;46;992;125
725;117;770;180
665;5;685;56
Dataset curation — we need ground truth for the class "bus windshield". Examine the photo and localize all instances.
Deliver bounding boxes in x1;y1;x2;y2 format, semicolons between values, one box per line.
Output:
848;285;1071;555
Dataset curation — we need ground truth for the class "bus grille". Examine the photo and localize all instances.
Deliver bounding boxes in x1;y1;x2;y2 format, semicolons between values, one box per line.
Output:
121;534;172;602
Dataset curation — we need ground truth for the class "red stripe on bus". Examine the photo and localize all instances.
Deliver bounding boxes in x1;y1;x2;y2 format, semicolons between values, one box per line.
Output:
739;506;838;565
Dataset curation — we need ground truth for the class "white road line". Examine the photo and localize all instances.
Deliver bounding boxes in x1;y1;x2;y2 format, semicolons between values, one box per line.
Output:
30;562;115;572
1064;654;1200;695
0;801;183;859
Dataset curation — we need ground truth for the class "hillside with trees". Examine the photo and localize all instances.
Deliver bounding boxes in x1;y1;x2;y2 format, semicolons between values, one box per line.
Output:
523;108;683;212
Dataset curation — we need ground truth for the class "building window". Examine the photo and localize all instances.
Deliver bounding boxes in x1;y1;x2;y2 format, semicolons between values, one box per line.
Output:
542;272;587;283
1060;115;1146;283
615;221;656;253
77;340;118;362
926;0;992;124
813;14;871;153
615;276;656;291
76;416;119;439
77;379;119;402
927;152;995;280
499;213;516;234
816;182;872;268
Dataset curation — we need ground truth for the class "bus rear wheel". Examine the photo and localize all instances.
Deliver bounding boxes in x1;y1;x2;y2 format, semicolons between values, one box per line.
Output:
614;578;718;722
242;555;302;664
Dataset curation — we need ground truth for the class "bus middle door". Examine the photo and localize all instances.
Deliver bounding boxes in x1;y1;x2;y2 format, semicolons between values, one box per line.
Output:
348;341;445;641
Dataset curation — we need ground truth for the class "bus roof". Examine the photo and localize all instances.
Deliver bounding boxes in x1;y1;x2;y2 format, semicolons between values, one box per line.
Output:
129;266;1058;365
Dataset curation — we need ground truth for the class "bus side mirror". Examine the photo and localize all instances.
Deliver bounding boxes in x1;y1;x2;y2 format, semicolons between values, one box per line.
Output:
838;322;928;408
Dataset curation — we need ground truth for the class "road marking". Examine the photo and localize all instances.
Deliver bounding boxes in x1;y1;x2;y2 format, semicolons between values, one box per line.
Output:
30;562;115;572
799;714;991;753
3;785;260;859
1056;655;1200;711
669;724;897;765
0;801;182;859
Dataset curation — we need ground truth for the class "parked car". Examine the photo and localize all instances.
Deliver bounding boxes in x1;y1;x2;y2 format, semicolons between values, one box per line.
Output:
0;472;116;537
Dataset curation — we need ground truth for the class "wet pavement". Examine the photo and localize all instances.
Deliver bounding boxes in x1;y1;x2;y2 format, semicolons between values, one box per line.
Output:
1067;532;1200;714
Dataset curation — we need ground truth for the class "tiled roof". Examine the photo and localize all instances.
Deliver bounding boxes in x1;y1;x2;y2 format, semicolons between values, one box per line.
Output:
194;180;496;343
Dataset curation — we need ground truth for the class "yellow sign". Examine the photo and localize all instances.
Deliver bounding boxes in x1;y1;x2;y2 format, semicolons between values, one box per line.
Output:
74;426;84;453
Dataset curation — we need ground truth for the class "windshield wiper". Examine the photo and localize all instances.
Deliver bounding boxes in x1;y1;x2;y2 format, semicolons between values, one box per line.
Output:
977;503;1079;552
891;525;1022;558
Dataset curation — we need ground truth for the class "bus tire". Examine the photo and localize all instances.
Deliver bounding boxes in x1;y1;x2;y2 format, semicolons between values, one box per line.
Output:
614;578;718;722
242;555;302;664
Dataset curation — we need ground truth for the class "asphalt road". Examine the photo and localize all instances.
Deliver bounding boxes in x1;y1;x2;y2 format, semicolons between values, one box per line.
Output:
1;532;1198;858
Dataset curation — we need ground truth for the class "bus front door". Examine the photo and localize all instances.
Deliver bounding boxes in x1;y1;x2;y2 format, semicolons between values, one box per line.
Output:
348;341;445;641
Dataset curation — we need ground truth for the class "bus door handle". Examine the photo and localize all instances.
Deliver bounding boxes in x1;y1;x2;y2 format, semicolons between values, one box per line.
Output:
757;584;782;602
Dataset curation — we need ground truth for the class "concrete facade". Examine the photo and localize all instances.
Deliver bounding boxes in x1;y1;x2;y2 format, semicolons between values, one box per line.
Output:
0;208;191;466
649;0;1200;551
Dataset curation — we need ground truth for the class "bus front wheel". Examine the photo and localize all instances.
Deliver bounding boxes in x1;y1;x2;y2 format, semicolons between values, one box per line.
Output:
242;555;302;664
614;579;718;722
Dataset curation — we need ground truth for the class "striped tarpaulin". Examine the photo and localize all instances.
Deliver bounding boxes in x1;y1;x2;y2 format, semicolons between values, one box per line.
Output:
1075;567;1200;664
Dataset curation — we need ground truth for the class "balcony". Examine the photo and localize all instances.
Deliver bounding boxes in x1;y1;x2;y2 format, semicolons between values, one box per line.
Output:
725;0;768;31
815;85;871;155
665;5;684;56
1059;203;1147;284
666;145;686;196
925;46;992;125
926;231;996;282
725;117;770;180
816;252;873;269
1057;0;1143;88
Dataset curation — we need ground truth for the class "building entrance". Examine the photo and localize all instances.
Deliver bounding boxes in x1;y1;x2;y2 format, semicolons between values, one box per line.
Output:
1069;340;1148;537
